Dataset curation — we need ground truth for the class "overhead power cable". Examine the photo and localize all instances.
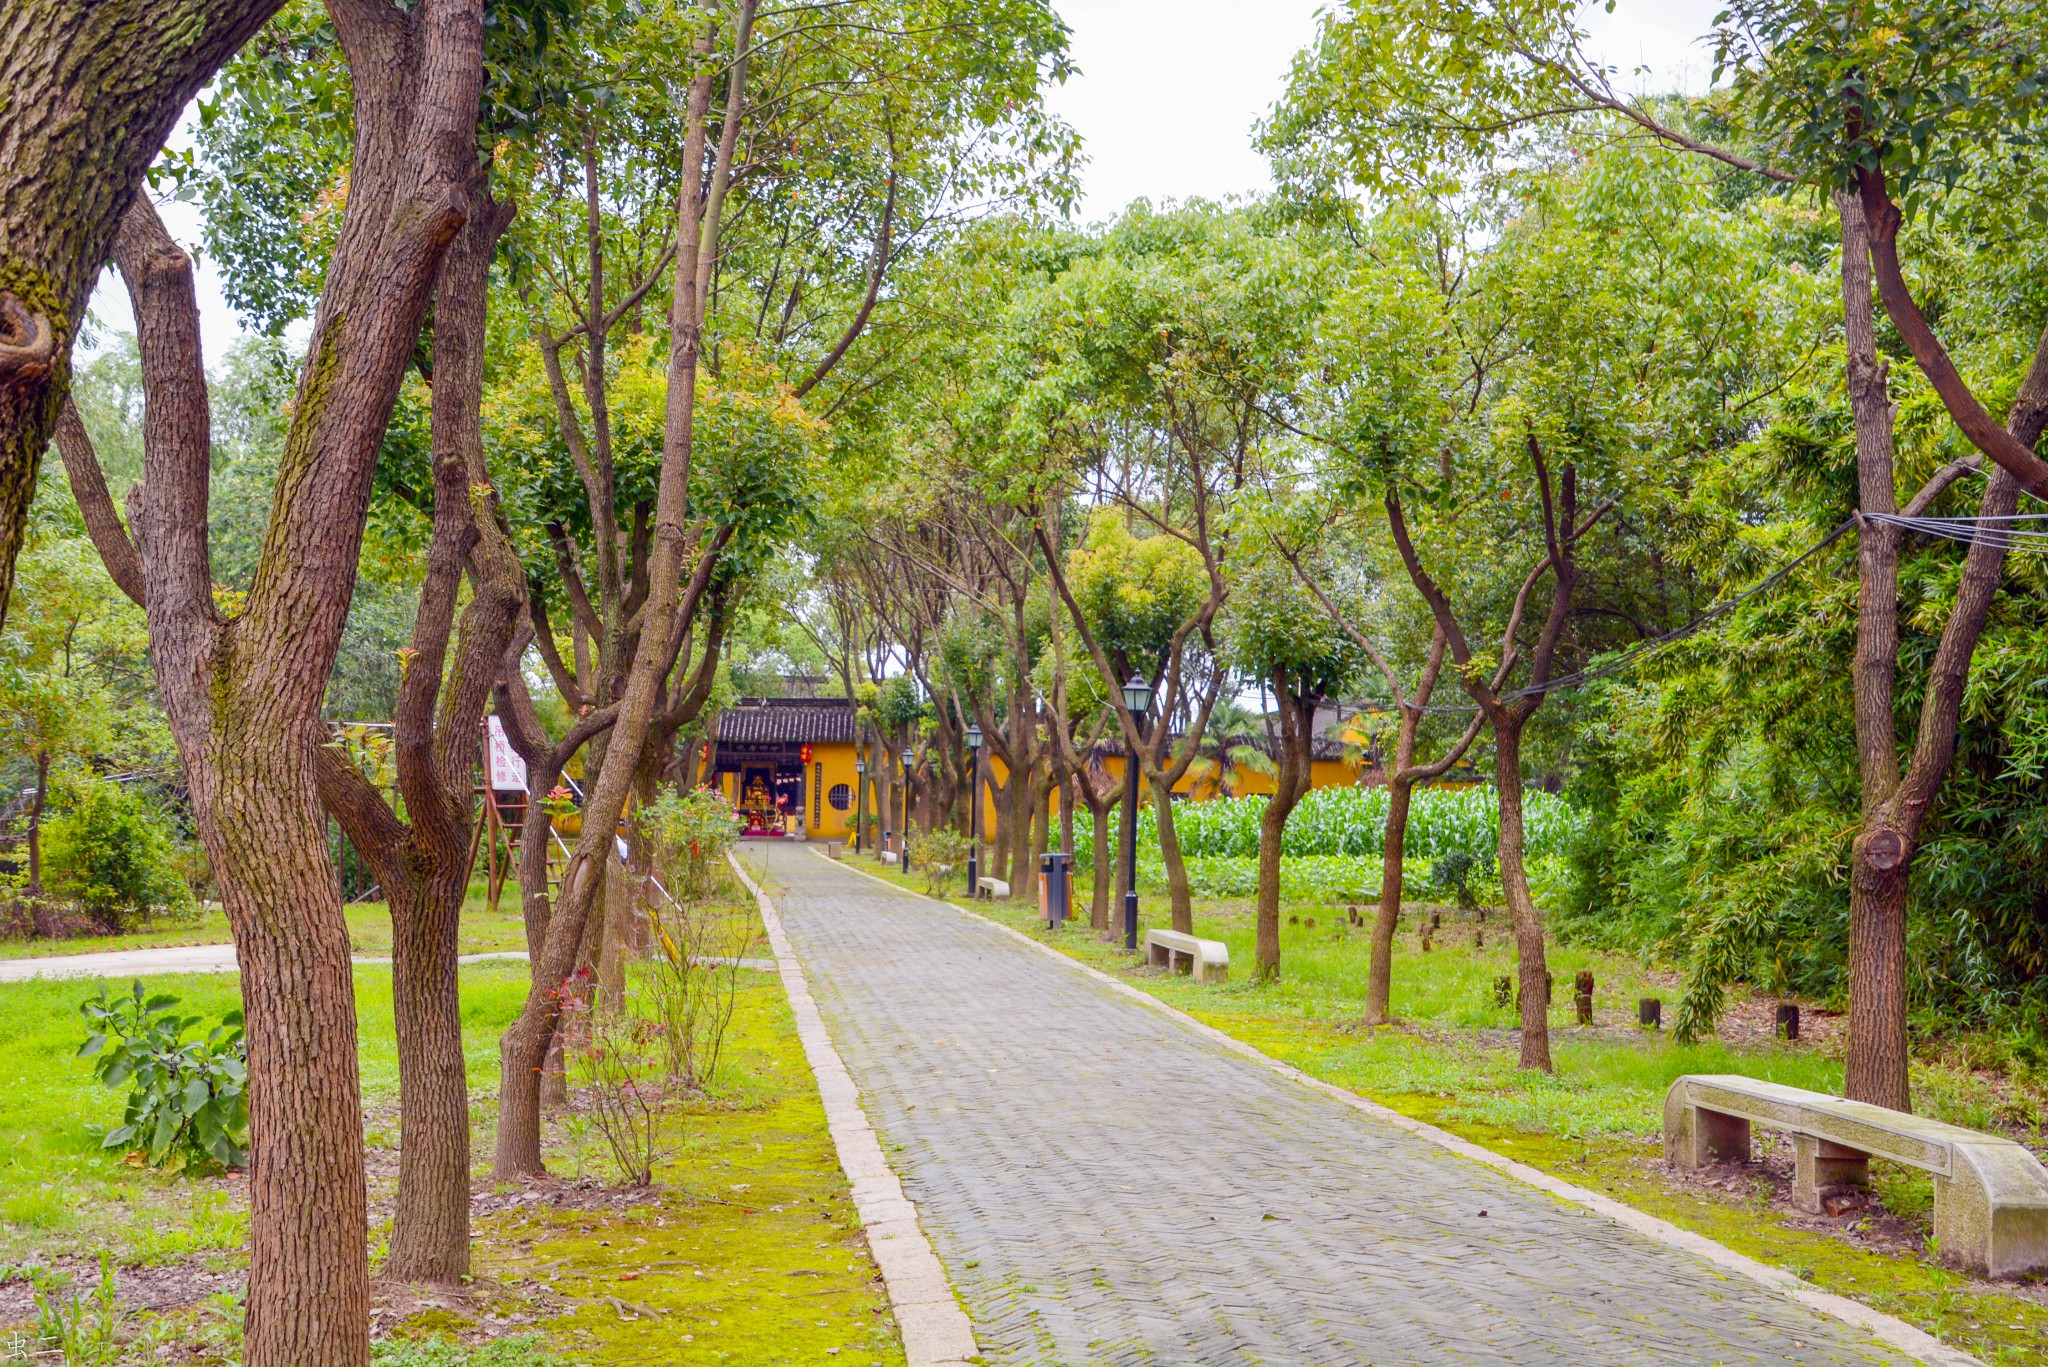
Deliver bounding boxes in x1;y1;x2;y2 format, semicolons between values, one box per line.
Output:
1861;511;2048;554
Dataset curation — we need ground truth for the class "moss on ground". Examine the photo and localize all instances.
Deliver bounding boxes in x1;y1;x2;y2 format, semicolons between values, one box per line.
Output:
482;973;904;1366
1;904;903;1365
842;849;2048;1364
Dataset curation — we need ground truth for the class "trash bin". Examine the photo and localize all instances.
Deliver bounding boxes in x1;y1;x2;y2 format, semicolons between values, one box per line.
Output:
1039;852;1072;928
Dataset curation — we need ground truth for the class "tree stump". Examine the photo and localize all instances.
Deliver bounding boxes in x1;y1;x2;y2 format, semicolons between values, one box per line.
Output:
1574;971;1594;1025
1775;1002;1801;1041
1639;997;1662;1030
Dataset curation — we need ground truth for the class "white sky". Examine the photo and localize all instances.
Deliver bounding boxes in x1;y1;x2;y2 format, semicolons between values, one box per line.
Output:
85;0;1725;357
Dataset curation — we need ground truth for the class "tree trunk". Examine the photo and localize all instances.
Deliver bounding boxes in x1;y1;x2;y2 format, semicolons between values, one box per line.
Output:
1090;793;1112;931
1363;774;1415;1025
494;0;752;1177
1059;771;1076;856
382;860;470;1280
0;0;286;629
25;750;47;897
1254;678;1314;982
1495;717;1552;1072
1153;780;1194;934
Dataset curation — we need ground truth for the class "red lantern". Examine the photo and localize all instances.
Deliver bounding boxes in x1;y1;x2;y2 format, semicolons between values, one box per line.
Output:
799;743;812;764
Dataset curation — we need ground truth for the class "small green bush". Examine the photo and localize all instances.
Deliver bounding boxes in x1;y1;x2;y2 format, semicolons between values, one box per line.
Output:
43;777;195;933
643;786;740;902
78;980;248;1172
908;827;971;896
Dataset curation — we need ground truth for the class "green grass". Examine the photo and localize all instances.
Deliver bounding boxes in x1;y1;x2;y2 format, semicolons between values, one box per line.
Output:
0;884;533;961
846;848;2048;1363
0;875;904;1365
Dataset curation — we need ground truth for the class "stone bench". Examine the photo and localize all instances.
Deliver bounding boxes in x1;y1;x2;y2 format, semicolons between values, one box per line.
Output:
1143;929;1228;985
976;877;1010;900
879;851;898;865
1665;1074;2048;1278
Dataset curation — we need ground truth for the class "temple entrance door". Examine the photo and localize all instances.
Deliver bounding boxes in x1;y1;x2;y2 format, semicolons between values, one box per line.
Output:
739;765;779;835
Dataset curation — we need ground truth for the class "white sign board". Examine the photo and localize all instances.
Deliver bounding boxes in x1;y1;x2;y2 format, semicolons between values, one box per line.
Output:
485;715;528;792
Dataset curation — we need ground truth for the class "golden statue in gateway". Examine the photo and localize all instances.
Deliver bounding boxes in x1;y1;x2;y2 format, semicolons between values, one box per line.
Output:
739;773;781;834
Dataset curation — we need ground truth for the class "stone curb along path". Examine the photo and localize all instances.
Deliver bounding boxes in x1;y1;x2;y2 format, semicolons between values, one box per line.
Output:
728;851;980;1367
819;849;1981;1367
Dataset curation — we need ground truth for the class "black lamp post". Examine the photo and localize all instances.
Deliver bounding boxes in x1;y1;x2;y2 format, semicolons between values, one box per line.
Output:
964;724;983;896
1120;671;1154;951
901;745;916;872
853;753;866;855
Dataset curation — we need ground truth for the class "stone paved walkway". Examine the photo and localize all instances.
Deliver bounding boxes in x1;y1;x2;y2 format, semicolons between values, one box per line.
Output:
750;843;1923;1367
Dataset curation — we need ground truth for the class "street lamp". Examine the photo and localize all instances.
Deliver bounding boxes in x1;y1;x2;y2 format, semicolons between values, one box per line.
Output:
1120;672;1154;951
901;745;917;872
964;724;983;896
853;754;867;855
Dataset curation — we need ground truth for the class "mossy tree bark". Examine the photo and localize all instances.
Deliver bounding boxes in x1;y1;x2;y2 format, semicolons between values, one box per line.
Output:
55;0;487;1354
0;0;287;627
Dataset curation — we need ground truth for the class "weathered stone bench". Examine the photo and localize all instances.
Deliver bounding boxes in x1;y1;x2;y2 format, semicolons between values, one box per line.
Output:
976;877;1010;900
1143;928;1228;985
1665;1074;2048;1277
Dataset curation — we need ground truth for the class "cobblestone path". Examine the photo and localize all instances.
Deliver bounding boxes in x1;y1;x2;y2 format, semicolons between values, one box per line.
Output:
750;843;1917;1367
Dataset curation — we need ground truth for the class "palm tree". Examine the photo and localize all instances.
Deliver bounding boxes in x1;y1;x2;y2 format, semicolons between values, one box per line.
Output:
1185;699;1278;799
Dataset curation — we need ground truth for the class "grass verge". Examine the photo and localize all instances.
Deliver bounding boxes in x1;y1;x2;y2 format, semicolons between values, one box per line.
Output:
0;878;899;1365
0;888;533;962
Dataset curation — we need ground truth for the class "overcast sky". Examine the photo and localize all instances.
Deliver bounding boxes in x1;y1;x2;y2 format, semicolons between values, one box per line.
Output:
84;0;1727;357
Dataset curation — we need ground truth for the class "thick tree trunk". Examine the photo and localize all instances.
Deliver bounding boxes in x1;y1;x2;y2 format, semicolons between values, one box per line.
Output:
1495;718;1552;1073
1364;775;1415;1025
1835;187;2048;1109
0;0;286;627
211;766;370;1366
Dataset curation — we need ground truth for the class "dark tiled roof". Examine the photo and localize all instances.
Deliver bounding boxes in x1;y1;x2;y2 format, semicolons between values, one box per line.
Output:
716;697;855;744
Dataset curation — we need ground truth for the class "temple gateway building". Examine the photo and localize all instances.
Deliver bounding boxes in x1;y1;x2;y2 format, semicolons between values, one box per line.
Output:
711;697;861;839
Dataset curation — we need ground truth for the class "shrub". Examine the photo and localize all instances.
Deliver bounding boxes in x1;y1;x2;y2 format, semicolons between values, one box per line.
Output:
642;786;740;903
78;981;248;1172
567;998;671;1187
44;778;195;933
908;827;970;896
644;884;753;1090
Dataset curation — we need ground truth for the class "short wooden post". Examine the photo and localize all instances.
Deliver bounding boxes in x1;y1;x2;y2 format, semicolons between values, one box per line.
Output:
1574;971;1594;1025
1775;1002;1800;1041
1639;997;1662;1030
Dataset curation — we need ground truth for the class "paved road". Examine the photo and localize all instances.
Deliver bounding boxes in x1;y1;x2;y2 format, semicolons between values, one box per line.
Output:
750;843;1917;1367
